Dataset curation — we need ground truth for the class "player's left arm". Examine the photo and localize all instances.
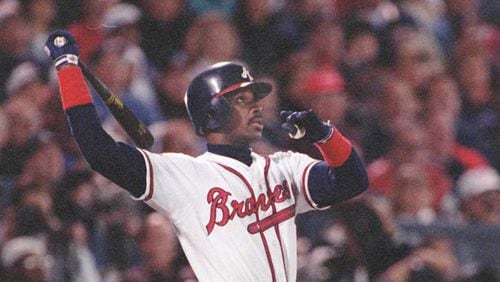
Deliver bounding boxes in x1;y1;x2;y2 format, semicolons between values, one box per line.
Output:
281;110;369;208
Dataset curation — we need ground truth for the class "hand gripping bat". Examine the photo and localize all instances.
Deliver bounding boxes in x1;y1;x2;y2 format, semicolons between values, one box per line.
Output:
51;35;154;149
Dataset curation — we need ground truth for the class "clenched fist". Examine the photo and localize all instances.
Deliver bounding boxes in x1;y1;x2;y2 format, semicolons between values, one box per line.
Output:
280;109;333;143
45;30;80;70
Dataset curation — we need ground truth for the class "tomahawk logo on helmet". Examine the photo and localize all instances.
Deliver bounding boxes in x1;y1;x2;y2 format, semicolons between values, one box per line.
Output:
185;62;272;136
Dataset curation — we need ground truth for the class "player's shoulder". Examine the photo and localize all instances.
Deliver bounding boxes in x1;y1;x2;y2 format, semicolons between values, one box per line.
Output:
267;150;313;162
142;150;202;164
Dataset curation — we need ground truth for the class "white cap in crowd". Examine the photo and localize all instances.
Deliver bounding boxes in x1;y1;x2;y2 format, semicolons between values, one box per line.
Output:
5;62;41;96
0;0;19;26
1;236;47;268
104;3;141;29
456;167;500;201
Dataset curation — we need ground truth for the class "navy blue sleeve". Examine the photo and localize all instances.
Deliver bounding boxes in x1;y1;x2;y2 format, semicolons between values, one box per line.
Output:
66;104;146;198
308;149;369;207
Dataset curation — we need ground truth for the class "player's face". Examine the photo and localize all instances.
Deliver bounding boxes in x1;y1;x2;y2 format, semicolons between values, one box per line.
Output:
225;89;264;145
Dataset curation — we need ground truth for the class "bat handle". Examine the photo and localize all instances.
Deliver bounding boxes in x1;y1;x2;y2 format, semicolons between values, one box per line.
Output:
78;61;111;100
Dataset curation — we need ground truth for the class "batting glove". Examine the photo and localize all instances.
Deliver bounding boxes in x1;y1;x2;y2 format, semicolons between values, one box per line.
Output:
45;30;80;70
280;110;334;143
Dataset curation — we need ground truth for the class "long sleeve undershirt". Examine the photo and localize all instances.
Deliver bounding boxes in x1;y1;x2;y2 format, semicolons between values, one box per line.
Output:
66;104;368;203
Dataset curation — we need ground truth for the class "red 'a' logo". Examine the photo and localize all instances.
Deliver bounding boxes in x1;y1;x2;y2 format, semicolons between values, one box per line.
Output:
206;180;293;235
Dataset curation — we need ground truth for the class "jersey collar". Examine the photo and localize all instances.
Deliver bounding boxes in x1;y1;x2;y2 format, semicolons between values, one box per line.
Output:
207;143;253;166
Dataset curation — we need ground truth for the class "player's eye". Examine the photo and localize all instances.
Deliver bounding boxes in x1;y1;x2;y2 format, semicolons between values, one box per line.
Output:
237;96;246;103
231;92;255;105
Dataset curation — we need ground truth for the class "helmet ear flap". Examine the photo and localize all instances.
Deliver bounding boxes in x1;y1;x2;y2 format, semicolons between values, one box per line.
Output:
205;96;231;133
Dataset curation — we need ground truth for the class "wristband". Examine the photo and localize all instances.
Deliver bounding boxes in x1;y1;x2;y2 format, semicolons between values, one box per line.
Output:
317;123;334;143
315;129;352;167
54;54;79;70
57;66;93;110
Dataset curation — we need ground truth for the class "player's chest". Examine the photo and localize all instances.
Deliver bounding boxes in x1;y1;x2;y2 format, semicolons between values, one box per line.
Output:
204;164;297;235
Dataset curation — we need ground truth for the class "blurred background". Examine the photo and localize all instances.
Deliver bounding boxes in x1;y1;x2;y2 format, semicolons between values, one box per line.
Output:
0;0;499;281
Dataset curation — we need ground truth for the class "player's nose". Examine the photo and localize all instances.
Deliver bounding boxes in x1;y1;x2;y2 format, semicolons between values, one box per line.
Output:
250;103;263;115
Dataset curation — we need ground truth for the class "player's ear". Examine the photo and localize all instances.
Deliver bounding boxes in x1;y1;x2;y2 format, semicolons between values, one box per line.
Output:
205;96;231;132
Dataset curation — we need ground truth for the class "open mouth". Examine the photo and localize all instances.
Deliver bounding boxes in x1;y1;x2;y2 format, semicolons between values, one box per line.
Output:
249;117;263;126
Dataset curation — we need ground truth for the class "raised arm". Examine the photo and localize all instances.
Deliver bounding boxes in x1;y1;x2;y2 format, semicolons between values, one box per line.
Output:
45;31;146;198
281;110;369;208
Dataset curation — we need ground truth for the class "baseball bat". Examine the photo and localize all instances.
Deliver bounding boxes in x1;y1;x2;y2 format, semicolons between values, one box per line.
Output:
78;61;154;149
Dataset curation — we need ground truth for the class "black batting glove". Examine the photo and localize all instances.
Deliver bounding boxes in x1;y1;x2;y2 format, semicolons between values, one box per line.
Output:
45;30;80;70
280;109;333;144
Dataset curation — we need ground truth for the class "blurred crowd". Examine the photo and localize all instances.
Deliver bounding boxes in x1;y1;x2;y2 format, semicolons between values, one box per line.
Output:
0;0;499;281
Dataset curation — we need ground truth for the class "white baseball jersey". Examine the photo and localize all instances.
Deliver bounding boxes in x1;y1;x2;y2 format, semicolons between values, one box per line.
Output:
133;149;330;282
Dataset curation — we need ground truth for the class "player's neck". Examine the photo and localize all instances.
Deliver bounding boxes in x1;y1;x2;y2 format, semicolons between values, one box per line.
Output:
207;143;253;166
206;131;259;147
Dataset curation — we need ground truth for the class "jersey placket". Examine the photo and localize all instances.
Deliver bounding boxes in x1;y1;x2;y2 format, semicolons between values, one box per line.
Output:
217;163;282;282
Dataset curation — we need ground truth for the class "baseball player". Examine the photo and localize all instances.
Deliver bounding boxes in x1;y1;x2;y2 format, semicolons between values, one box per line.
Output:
45;30;368;281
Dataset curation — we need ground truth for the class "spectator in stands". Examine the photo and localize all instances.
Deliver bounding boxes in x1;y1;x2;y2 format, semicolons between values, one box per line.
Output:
53;170;97;226
89;38;165;125
367;122;452;211
5;61;52;110
103;3;158;117
294;65;348;128
156;66;191;119
456;167;500;225
303;200;458;281
188;0;236;16
185;12;243;80
343;19;380;74
0;0;33;102
139;0;194;69
9;189;56;239
424;111;490;184
0;109;8;154
56;221;101;281
391;163;437;224
52;171;103;278
454;33;499;170
16;134;65;192
148;119;204;156
423;74;461;125
399;0;444;28
23;0;57;64
0;96;43;177
307;17;345;68
285;65;351;160
362;77;420;162
234;0;296;73
341;19;381;102
125;212;189;281
1;236;53;282
337;0;402;31
67;0;113;62
288;0;337;33
0;107;13;210
284;16;344;105
392;29;445;93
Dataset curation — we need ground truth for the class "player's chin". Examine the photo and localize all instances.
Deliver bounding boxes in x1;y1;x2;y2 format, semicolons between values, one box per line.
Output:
246;124;263;140
248;123;264;134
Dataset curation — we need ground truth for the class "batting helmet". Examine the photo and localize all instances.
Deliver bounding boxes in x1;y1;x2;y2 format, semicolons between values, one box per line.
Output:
185;62;272;136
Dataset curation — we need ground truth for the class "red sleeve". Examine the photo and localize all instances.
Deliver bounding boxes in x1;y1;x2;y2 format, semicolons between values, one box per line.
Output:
314;129;352;167
57;66;93;110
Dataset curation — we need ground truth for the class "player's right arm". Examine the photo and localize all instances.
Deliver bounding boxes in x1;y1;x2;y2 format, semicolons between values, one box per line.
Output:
45;30;147;198
281;110;369;209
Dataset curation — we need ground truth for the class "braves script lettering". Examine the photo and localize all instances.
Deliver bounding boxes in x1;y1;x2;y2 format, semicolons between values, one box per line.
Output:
206;181;292;234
